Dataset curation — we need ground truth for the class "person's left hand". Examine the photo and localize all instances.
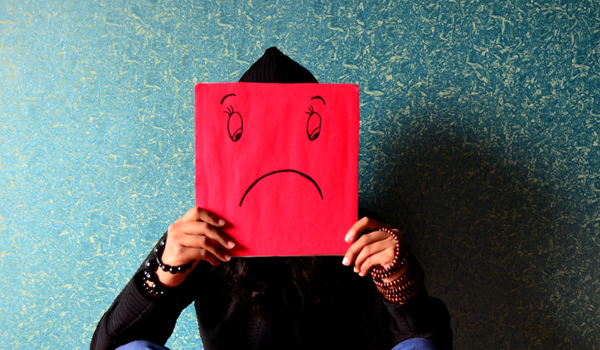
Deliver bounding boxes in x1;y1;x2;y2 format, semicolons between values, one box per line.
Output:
342;217;404;280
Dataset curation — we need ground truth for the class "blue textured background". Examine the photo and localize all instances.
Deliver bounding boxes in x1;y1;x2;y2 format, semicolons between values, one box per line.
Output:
1;0;599;349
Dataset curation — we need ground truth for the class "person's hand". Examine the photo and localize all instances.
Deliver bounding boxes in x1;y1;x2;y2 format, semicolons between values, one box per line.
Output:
154;207;236;287
342;217;407;282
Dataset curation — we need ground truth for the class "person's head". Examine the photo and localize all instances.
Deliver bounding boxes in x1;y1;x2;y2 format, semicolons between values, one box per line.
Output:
238;47;318;84
216;48;334;313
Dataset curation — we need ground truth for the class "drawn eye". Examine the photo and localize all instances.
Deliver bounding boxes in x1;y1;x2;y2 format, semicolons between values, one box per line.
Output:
306;106;321;141
225;105;243;142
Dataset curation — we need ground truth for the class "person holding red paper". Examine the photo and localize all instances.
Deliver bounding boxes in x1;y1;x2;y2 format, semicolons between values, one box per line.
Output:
91;48;452;350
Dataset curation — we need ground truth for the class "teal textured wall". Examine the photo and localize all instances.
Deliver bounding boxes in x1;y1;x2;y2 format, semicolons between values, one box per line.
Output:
1;0;599;349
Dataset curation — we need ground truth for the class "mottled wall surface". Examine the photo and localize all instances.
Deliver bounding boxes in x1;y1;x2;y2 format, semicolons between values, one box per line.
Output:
1;0;599;349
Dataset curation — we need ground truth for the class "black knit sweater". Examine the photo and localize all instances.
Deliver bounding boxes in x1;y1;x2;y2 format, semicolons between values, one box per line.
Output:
91;238;452;350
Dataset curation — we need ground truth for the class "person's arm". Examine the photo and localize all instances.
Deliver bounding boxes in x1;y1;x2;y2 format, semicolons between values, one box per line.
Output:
90;235;197;350
90;207;236;350
343;216;453;349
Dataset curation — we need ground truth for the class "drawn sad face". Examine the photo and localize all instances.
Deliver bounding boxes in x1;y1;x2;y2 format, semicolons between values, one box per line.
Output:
195;83;359;256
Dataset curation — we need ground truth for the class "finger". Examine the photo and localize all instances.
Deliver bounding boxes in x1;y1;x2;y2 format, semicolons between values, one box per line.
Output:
176;220;236;249
174;207;202;224
164;233;232;265
357;251;394;277
342;229;389;266
186;248;223;267
354;237;396;276
344;217;387;243
176;207;227;227
174;232;233;262
355;229;402;276
201;250;223;267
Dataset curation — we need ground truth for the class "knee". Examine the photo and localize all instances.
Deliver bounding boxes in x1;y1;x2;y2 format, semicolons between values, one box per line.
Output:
392;338;442;350
115;340;171;350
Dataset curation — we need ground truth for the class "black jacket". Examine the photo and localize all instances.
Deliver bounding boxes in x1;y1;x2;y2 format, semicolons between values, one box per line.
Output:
91;220;452;350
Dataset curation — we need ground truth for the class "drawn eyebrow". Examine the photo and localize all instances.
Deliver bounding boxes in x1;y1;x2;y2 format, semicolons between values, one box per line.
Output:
221;94;236;105
311;96;326;105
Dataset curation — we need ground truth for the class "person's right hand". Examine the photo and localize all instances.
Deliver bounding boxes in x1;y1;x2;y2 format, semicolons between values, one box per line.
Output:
154;207;236;288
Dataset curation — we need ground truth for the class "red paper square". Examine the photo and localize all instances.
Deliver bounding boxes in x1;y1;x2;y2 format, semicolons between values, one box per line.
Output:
195;83;358;256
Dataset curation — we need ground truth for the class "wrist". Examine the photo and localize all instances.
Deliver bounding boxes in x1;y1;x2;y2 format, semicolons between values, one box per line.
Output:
373;255;425;304
154;268;189;288
367;228;424;304
381;263;409;283
141;238;194;295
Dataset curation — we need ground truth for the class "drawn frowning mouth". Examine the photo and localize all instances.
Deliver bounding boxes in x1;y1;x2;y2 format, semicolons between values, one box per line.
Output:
239;169;323;206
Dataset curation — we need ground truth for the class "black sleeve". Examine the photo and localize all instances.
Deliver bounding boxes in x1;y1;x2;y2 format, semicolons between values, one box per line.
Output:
383;287;453;349
90;233;199;350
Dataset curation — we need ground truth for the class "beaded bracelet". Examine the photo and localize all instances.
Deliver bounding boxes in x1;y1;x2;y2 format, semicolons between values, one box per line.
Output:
372;254;419;289
376;255;425;304
369;227;406;280
141;258;166;296
381;265;423;296
140;238;193;297
154;238;193;274
380;274;424;303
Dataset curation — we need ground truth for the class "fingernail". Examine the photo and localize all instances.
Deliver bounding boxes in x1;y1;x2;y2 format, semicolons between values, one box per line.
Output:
344;233;352;242
224;254;231;261
218;219;226;226
227;241;235;248
353;266;358;273
342;257;349;265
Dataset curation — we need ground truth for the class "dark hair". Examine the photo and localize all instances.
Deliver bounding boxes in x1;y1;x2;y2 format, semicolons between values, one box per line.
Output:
213;256;341;315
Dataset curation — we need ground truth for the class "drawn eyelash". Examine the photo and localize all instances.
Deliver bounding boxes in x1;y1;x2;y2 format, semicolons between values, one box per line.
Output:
225;105;235;116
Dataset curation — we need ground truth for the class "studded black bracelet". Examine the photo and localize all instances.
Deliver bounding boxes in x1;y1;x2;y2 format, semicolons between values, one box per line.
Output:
154;238;193;274
141;258;166;296
140;238;193;297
